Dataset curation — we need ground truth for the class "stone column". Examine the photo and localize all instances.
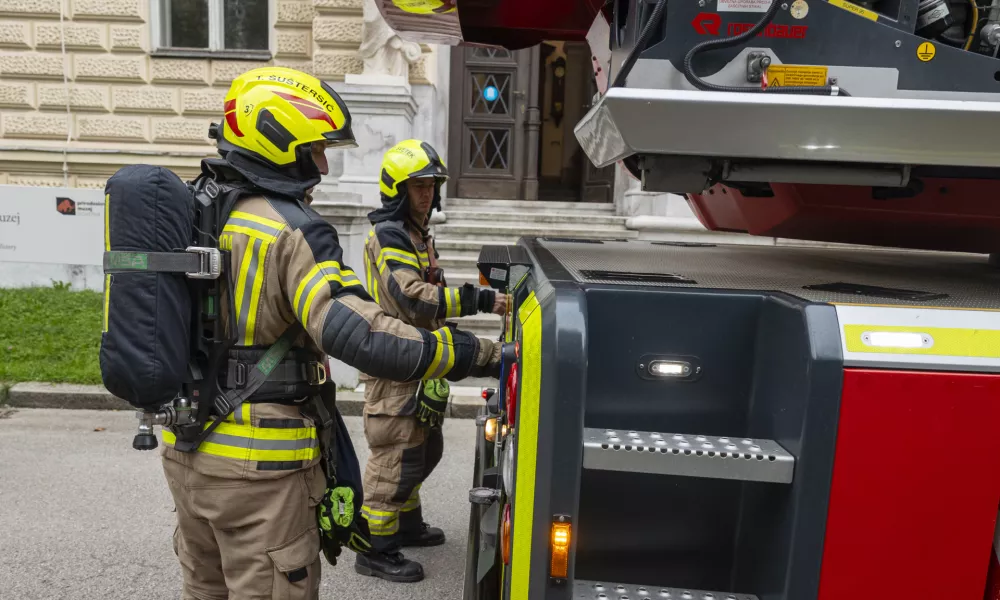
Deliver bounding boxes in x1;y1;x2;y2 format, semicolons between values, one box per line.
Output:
332;0;422;207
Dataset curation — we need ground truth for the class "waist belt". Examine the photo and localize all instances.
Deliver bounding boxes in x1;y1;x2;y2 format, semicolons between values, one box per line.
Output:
222;346;327;405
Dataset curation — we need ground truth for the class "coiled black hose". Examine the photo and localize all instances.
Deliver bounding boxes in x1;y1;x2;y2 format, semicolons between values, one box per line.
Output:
682;0;851;96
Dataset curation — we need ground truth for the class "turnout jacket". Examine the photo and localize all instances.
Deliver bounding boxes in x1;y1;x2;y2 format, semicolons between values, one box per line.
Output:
162;194;500;479
361;218;496;415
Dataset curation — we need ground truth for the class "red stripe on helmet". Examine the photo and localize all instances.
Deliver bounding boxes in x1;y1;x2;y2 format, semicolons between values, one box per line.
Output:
275;92;337;130
225;110;244;137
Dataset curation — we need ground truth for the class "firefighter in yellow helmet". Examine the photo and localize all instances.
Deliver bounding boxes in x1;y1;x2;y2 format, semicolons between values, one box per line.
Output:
161;67;503;599
354;139;507;582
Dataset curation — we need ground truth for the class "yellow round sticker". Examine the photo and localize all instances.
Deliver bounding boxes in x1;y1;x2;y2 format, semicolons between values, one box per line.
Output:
917;41;936;62
391;0;456;14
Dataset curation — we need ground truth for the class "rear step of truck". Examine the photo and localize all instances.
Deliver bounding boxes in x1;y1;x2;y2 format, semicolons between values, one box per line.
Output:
582;428;795;484
576;580;759;600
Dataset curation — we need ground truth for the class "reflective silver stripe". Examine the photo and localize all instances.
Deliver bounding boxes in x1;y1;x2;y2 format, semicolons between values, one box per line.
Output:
226;216;283;239
237;238;263;345
361;511;398;523
205;432;319;451
427;330;452;380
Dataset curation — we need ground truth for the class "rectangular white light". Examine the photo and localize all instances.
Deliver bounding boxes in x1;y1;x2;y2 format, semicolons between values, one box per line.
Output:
649;360;691;377
863;331;929;349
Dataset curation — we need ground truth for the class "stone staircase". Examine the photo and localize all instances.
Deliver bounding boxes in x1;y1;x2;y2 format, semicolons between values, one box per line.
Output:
432;198;634;339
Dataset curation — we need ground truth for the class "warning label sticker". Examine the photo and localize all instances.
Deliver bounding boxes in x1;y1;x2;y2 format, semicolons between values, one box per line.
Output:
717;0;771;12
917;41;936;62
766;65;829;88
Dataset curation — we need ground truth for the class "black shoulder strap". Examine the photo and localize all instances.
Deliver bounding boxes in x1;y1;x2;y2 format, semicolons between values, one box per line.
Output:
265;195;316;231
172;321;304;453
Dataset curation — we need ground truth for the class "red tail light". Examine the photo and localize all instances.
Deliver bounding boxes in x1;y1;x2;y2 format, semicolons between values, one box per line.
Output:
505;362;519;427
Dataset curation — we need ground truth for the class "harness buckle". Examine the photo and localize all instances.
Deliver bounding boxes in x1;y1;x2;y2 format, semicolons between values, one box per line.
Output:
185;246;221;280
307;361;328;386
233;363;247;387
203;179;221;199
213;394;234;417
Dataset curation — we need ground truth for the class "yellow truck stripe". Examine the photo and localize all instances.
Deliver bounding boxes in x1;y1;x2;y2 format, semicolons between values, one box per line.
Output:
511;291;542;600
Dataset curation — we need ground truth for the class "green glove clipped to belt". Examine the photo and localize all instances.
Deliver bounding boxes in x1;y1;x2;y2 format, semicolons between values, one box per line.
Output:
416;379;450;428
317;485;373;565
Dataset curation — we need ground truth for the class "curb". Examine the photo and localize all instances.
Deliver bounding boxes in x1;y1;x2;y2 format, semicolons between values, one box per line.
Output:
5;382;486;419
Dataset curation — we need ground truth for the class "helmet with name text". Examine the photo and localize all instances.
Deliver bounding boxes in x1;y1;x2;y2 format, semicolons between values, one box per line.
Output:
218;66;356;170
368;139;448;224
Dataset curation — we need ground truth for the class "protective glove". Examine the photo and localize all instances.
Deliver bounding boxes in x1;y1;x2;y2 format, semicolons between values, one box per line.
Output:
317;484;373;565
415;378;450;428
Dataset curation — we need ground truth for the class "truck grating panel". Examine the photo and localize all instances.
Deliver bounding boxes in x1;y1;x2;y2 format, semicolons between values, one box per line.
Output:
575;580;759;600
583;429;795;484
538;239;1000;309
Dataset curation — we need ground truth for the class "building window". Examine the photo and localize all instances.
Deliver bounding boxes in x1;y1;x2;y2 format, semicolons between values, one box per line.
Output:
152;0;272;59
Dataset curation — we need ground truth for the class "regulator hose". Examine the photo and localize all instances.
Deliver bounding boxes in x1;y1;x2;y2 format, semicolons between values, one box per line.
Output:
682;0;851;96
611;0;669;88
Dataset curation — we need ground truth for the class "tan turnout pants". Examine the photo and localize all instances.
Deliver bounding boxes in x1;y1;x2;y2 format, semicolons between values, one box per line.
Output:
162;458;326;600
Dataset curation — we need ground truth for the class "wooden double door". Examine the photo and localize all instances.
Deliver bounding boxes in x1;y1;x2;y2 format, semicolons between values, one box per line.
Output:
446;42;614;202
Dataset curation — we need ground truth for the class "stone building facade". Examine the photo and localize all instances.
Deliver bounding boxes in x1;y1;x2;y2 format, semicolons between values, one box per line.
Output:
0;0;442;189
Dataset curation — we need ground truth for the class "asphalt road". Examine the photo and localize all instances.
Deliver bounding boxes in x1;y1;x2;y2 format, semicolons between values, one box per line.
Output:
0;408;477;600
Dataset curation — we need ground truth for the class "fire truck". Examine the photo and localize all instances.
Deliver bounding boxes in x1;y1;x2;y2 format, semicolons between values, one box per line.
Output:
373;0;1000;598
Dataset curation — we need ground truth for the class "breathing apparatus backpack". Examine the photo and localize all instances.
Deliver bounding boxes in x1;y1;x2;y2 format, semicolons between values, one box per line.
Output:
99;161;372;560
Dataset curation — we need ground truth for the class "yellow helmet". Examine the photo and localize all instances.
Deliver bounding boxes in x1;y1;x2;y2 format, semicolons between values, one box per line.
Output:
390;0;456;14
379;139;448;199
219;66;356;169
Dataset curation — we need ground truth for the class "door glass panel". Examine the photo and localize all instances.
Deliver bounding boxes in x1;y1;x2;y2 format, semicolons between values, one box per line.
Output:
469;128;511;170
470;72;511;115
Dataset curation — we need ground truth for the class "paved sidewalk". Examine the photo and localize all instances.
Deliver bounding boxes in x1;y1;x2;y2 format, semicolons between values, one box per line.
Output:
6;378;497;417
0;408;479;600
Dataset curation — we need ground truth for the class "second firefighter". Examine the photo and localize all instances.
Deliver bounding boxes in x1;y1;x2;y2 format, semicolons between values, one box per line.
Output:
355;139;507;582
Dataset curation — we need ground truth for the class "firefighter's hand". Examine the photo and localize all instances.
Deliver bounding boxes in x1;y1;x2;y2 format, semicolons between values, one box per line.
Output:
492;293;508;315
416;379;449;427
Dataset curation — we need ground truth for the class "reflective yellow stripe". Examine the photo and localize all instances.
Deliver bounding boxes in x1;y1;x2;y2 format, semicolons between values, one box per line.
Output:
361;506;400;535
222;224;279;243
511;292;542;600
233;241;255;342
401;483;422;511
423;326;455;380
418;250;429;269
380;247;420;269
103;193;110;332
300;268;363;325
518;291;540;324
444;288;462;318
244;240;270;346
444;286;454;316
229;211;284;231
293;261;362;322
844;324;1000;357
162;420;319;464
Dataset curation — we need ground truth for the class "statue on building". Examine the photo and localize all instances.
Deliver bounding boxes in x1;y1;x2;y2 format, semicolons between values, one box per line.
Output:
360;0;423;78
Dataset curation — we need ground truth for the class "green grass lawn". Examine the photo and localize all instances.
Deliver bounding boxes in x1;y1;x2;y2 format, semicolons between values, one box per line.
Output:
0;284;104;386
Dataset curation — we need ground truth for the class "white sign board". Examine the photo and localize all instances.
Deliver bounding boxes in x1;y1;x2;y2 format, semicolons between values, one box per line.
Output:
0;185;104;266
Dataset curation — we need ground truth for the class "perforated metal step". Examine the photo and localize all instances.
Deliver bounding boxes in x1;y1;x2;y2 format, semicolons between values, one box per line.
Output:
575;580;759;600
582;429;795;484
